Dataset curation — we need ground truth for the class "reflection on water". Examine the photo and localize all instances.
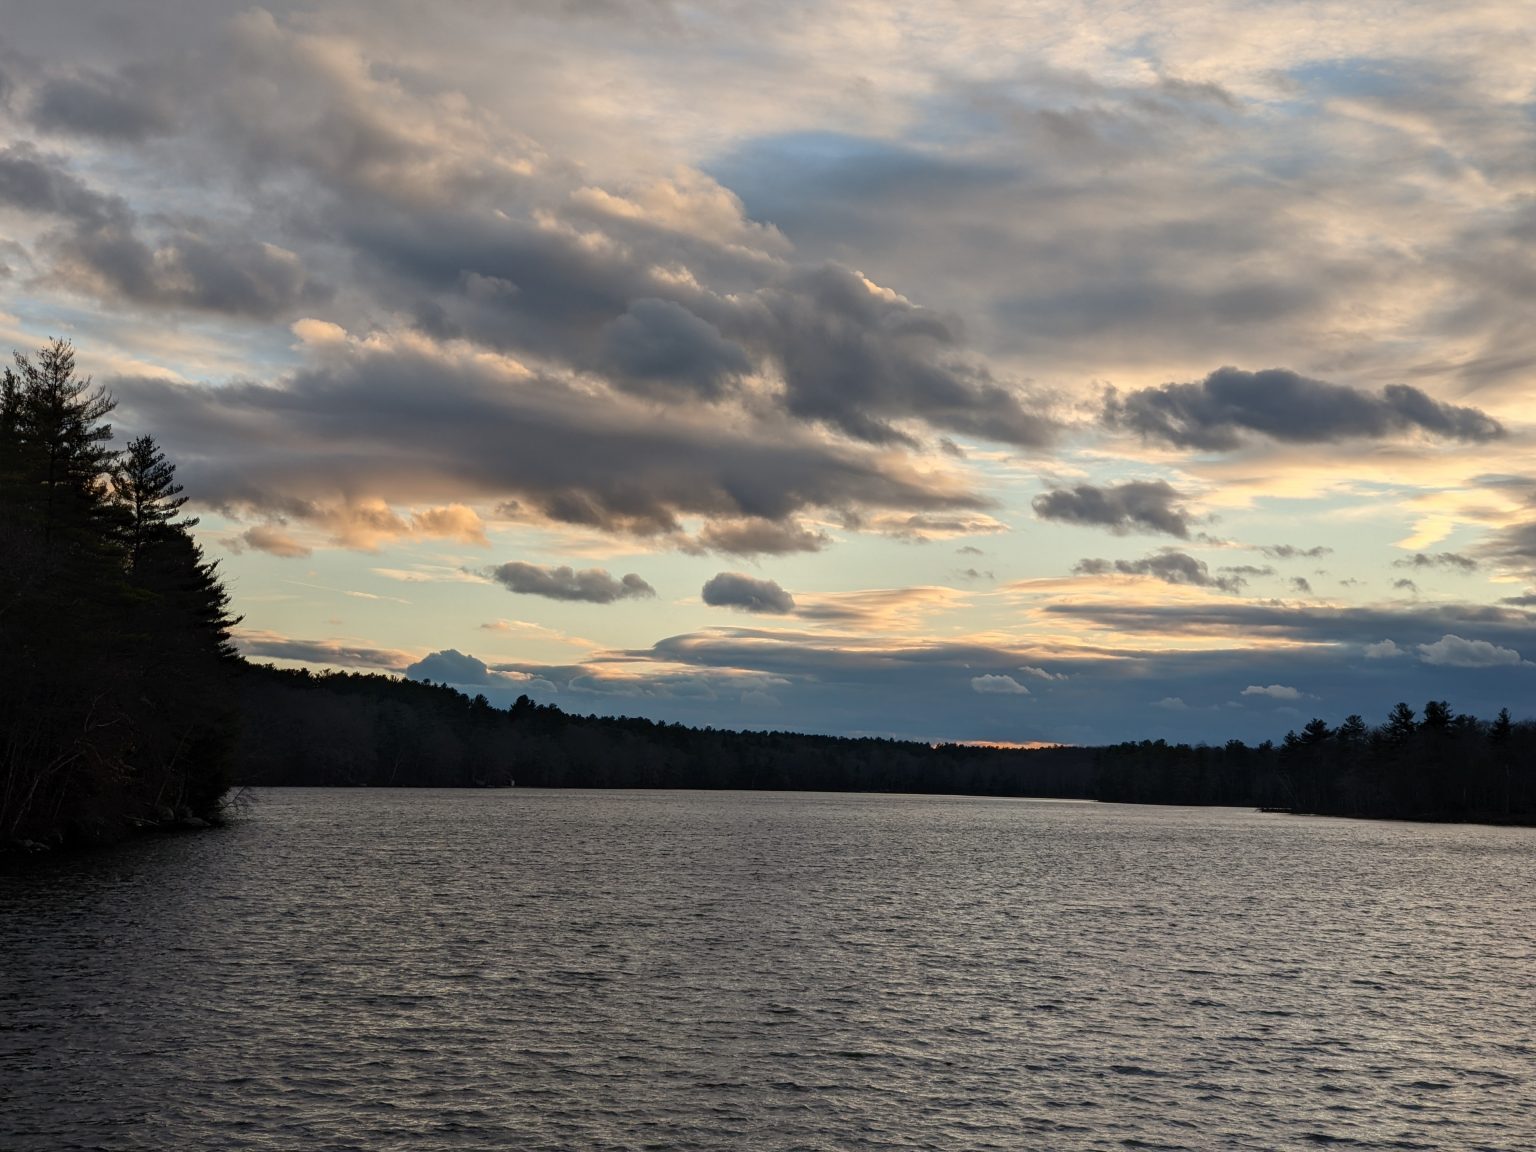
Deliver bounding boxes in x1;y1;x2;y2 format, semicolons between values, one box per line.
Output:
3;789;1533;1150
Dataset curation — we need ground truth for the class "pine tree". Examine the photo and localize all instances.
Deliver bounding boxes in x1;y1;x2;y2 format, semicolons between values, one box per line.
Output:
4;339;116;548
112;433;193;573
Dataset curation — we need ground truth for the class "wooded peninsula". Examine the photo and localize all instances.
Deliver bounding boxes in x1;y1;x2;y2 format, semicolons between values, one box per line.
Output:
3;340;1533;851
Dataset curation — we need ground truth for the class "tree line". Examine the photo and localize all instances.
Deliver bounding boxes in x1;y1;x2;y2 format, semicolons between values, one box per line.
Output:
1093;703;1536;822
1;340;239;849
232;665;1097;798
234;668;1535;824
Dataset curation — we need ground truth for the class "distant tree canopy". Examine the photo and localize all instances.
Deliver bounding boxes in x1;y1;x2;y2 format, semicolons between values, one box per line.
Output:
1092;701;1535;822
230;666;1535;825
1;339;240;848
232;667;1098;798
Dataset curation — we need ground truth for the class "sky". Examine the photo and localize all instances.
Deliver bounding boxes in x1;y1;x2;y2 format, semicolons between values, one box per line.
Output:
3;1;1536;746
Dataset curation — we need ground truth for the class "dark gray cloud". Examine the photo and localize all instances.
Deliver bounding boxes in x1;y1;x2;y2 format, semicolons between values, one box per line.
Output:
701;572;796;614
50;223;328;317
0;144;325;317
1104;367;1503;450
1032;480;1191;538
113;338;988;542
1481;520;1536;576
487;562;656;603
406;648;490;684
598;297;752;400
732;264;1056;447
1040;599;1536;649
694;519;829;556
1074;550;1243;592
0;144;119;221
357;204;1054;446
1393;551;1478;572
29;66;179;140
1290;576;1313;594
237;632;407;671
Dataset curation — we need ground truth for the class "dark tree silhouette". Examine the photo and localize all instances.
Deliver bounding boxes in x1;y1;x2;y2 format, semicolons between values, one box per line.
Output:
113;433;193;572
2;339;116;549
1093;699;1535;824
1;340;238;848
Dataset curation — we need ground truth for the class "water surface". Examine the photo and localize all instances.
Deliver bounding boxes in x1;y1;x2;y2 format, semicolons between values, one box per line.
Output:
3;789;1532;1150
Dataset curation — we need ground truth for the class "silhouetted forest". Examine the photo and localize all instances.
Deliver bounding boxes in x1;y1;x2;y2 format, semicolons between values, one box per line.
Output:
1094;704;1536;823
232;666;1535;824
233;665;1097;797
1;340;240;849
5;339;1533;851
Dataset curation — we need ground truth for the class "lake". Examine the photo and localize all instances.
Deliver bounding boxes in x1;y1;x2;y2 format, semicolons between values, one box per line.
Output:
2;789;1532;1150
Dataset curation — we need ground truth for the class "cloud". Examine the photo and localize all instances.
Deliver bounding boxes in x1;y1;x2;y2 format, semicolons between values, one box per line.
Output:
479;619;597;654
343;590;409;605
487;561;656;603
1018;665;1067;681
236;630;411;671
0;144;326;318
1260;545;1331;560
1364;639;1406;659
1156;696;1188;710
1480;519;1536;576
701;572;796;614
971;674;1030;695
410;504;489;546
113;330;987;546
1074;550;1244;592
793;585;967;630
694;518;830;556
182;12;1055;448
598;297;753;400
1416;634;1523;668
1393;551;1478;572
735;264;1058;447
484;613;1533;745
1104;367;1503;450
28;66;179;140
228;523;311;558
288;500;488;551
1040;600;1536;651
406;648;491;685
863;510;1008;542
1242;683;1301;700
1290;576;1313;594
1032;481;1192;538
